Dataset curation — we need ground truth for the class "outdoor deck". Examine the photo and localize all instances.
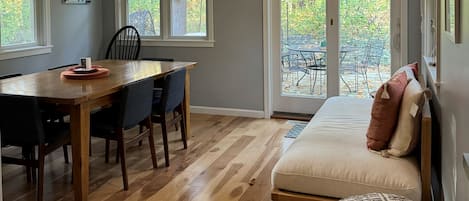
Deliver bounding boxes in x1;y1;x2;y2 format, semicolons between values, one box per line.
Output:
281;65;391;98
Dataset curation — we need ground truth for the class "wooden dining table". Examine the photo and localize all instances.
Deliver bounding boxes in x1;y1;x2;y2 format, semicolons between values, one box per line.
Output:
0;60;196;201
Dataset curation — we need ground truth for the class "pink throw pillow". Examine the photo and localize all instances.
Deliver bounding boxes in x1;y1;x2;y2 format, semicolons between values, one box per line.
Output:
366;72;409;151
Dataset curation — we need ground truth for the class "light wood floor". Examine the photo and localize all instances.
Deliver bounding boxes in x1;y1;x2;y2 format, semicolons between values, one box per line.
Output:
2;114;296;201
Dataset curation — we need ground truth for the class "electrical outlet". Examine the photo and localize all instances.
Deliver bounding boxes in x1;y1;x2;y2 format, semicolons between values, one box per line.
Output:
63;0;90;4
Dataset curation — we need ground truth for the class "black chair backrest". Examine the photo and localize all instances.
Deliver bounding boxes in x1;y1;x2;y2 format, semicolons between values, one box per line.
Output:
48;64;79;71
118;78;154;129
159;69;186;113
0;95;45;146
0;73;22;80
128;10;156;36
141;57;175;62
106;26;141;60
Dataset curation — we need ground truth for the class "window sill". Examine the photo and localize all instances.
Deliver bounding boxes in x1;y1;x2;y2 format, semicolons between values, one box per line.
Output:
423;56;440;96
141;39;215;48
0;45;53;61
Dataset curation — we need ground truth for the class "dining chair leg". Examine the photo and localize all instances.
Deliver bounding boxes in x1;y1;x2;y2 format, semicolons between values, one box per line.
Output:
117;130;129;190
178;105;187;149
31;148;37;184
22;147;32;182
105;139;110;163
63;145;69;164
89;139;92;156
115;144;120;163
138;125;143;146
146;118;158;168
37;145;46;201
173;111;179;131
160;113;170;167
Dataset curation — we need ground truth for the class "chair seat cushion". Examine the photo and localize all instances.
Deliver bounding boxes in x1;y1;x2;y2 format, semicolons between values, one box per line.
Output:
43;122;70;145
90;108;119;138
272;97;421;201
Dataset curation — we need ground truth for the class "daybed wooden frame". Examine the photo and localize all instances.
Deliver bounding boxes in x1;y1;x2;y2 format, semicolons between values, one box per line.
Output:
272;96;433;201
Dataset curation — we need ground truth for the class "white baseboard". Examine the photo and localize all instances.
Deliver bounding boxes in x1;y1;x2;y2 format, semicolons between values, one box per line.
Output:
190;106;265;118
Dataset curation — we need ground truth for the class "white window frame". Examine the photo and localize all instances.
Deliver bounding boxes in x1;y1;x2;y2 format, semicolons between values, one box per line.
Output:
115;0;214;47
0;0;52;61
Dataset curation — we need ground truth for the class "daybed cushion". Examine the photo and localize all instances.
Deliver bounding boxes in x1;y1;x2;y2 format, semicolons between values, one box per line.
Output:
272;97;421;201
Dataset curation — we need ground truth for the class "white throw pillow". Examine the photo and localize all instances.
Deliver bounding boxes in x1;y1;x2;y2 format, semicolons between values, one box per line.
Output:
393;65;417;80
387;79;424;157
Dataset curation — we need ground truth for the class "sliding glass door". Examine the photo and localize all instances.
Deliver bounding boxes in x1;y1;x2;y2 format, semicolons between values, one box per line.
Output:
272;0;396;114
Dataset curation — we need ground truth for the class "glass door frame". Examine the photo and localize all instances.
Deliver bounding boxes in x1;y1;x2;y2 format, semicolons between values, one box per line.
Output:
263;0;407;117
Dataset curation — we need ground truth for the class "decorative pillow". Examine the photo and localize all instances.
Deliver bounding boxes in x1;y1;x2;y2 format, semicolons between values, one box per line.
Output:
393;62;419;80
366;71;409;151
340;193;412;201
387;79;425;156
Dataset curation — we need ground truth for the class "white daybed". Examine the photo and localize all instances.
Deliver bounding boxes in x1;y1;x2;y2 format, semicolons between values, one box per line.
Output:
271;96;432;201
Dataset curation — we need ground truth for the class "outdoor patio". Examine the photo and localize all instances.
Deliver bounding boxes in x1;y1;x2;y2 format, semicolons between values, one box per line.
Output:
281;64;391;98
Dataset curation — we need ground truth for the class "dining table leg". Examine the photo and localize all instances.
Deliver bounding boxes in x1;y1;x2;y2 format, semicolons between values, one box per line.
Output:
70;103;91;201
184;70;191;139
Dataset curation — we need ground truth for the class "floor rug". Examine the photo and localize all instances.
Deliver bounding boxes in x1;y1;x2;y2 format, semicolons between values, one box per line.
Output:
285;120;308;138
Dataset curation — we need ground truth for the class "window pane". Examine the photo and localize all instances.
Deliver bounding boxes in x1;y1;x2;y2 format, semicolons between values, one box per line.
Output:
171;0;207;37
0;0;35;46
128;0;160;36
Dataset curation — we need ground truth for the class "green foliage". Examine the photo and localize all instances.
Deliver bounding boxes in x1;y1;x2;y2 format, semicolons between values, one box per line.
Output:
281;0;391;64
128;0;161;34
127;0;206;35
0;0;35;46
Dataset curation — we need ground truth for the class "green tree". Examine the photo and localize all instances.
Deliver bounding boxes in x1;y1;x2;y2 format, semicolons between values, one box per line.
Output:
0;0;35;46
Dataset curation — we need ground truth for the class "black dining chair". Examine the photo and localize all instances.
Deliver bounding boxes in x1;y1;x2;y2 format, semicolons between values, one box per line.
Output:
140;57;180;134
90;78;157;190
0;73;22;80
152;68;188;167
0;71;73;163
106;26;141;60
0;73;23;148
47;63;78;71
0;95;71;201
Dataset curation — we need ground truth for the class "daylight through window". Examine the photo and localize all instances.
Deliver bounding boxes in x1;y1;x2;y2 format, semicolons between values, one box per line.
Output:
121;0;213;47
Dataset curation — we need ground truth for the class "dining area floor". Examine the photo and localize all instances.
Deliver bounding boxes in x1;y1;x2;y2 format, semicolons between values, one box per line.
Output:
2;114;294;201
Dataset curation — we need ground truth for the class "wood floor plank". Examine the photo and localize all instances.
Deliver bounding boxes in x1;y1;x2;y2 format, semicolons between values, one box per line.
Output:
2;114;291;201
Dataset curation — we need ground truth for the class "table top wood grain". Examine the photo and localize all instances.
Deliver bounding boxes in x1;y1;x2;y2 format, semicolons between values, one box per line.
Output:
0;60;196;105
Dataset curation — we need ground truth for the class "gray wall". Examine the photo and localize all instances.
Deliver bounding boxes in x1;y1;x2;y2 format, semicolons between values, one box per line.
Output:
102;0;265;111
438;1;469;200
0;1;103;75
408;0;421;63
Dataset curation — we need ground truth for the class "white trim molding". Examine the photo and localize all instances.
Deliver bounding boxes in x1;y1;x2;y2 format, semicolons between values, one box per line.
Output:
0;45;52;61
263;0;273;119
141;39;215;47
191;106;265;119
